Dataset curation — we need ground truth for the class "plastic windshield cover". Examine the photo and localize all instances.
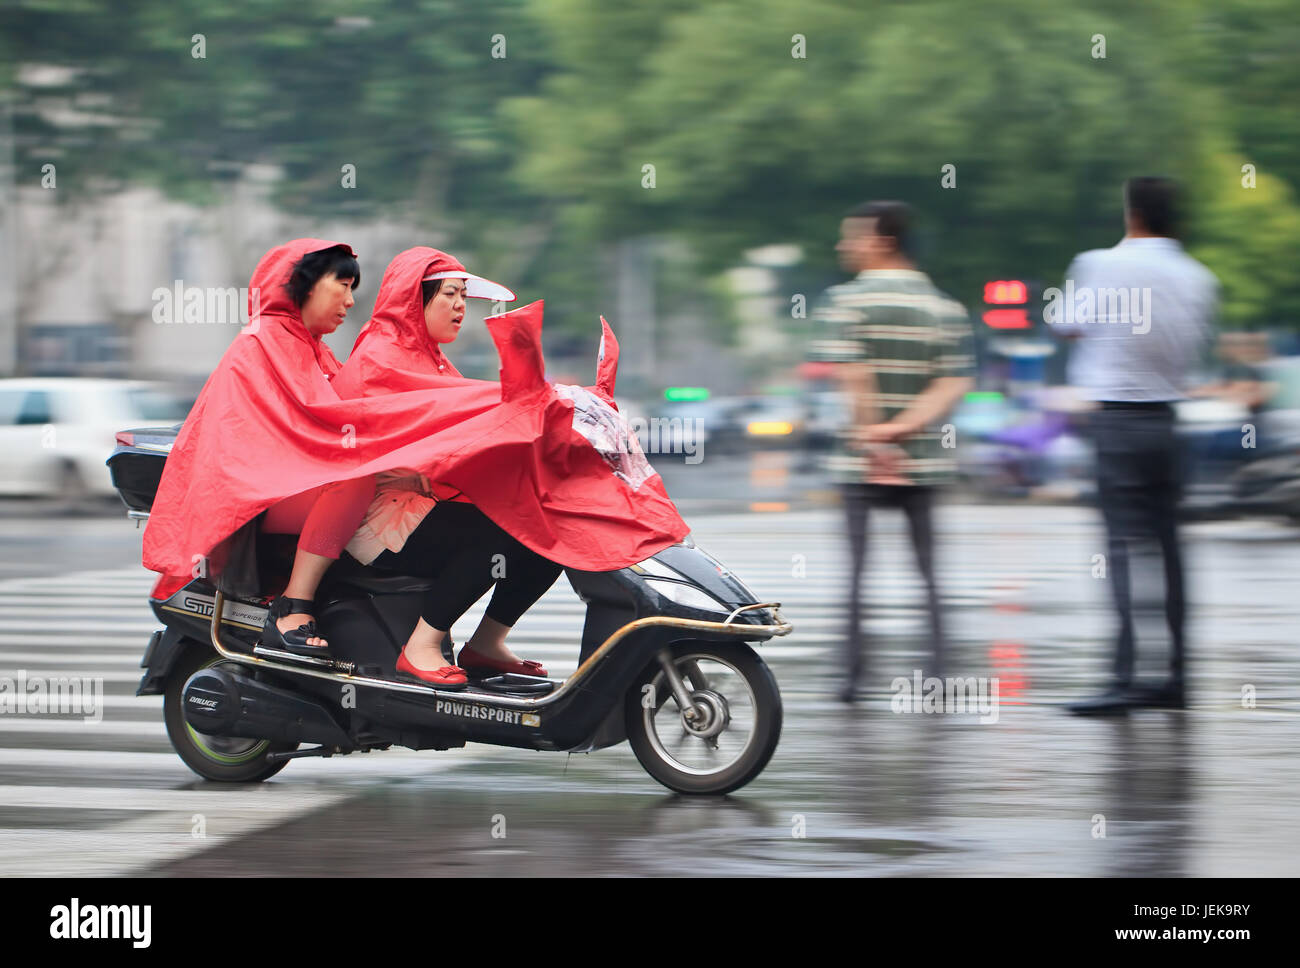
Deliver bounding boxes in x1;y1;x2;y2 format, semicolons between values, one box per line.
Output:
554;384;654;490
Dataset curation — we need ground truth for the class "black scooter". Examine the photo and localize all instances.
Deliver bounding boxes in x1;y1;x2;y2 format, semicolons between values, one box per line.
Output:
108;426;792;795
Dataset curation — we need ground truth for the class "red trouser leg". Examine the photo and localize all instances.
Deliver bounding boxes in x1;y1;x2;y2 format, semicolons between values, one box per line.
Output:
261;476;375;559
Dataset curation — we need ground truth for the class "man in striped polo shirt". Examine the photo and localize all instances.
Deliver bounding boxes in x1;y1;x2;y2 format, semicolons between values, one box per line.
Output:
810;201;975;701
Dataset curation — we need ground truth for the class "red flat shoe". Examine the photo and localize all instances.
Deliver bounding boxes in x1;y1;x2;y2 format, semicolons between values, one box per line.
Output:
457;645;548;678
395;650;468;689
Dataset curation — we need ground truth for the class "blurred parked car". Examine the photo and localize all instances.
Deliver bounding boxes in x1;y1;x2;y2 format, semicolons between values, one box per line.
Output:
804;390;849;452
653;398;724;456
1256;355;1300;442
628;395;757;459
0;378;191;499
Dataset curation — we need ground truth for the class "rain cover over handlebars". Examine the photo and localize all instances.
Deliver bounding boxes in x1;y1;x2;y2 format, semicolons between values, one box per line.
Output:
553;384;654;491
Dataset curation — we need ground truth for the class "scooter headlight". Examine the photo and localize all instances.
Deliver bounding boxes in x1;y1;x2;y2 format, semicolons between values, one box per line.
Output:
643;578;728;612
633;557;728;613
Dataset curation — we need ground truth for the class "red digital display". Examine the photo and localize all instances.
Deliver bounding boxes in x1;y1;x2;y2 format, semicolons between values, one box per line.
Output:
984;280;1028;305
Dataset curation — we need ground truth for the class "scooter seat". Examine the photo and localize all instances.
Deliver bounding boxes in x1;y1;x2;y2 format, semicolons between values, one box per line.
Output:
321;553;435;596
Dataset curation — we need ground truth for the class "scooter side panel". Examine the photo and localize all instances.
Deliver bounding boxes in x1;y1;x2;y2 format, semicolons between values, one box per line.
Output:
315;596;405;675
140;581;266;693
277;624;682;753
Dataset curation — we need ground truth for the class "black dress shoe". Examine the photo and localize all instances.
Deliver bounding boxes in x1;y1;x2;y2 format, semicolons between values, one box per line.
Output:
1125;681;1186;709
1066;687;1134;716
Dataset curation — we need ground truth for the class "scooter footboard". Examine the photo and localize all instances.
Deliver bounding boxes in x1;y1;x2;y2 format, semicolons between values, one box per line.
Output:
333;624;692;752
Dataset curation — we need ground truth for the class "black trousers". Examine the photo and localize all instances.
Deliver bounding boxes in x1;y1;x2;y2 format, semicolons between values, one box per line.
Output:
372;502;562;632
841;483;944;687
1091;403;1186;686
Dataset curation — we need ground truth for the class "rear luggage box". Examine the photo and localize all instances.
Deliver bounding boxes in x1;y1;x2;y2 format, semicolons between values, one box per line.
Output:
106;425;180;513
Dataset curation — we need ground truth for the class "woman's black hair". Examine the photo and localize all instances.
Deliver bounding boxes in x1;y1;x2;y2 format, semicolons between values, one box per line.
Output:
285;245;361;309
421;278;442;307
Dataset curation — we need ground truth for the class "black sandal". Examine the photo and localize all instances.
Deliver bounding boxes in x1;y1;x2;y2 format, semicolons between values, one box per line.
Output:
262;596;331;657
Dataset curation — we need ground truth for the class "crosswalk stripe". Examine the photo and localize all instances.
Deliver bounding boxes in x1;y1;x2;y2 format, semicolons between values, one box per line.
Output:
0;718;163;735
0;608;162;619
0;590;151;600
0;622;159;633
0;635;151;646
0;669;141;682
0;694;160;710
0;747;188;771
0;652;144;664
0;744;477;775
0;784;348;812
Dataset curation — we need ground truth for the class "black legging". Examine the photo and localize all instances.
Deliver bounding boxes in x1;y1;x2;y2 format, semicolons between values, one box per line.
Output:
371;502;562;631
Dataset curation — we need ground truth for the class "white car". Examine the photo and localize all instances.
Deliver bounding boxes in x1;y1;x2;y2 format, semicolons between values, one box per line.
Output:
0;378;190;499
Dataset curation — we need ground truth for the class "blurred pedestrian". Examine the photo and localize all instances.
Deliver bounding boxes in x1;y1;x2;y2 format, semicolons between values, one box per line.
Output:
810;201;975;701
1186;332;1276;479
1051;177;1217;714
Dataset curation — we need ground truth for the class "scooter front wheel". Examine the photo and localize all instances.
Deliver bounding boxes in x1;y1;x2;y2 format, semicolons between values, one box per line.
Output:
163;643;296;783
625;641;782;795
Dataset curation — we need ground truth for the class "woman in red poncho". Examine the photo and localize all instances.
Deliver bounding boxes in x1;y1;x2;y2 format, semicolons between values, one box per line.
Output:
331;248;559;689
142;239;376;657
254;244;375;657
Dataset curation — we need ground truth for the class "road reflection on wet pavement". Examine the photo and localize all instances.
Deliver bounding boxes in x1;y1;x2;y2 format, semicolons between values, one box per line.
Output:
139;504;1300;877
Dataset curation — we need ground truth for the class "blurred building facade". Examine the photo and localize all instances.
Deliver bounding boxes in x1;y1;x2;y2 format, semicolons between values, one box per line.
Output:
7;172;453;383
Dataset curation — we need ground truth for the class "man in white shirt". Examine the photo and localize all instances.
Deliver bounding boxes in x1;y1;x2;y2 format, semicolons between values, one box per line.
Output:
1049;177;1217;714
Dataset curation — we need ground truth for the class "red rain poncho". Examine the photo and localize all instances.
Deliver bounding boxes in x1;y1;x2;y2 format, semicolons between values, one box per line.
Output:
141;239;687;598
330;246;475;394
334;245;687;558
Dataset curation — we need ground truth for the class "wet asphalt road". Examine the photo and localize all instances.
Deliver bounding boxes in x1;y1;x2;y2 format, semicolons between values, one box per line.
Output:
1;454;1298;876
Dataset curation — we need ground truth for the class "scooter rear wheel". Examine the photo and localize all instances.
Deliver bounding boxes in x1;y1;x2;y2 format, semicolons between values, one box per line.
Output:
163;643;295;782
625;641;782;795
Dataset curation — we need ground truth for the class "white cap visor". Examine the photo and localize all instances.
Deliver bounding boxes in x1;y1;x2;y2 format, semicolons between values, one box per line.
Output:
422;270;516;303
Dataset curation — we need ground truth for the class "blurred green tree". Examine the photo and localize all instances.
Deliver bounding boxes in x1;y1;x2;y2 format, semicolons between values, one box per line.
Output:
4;0;1299;333
509;0;1300;328
2;0;552;289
